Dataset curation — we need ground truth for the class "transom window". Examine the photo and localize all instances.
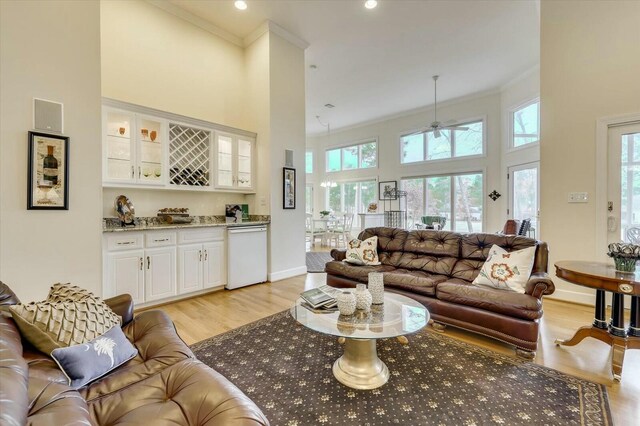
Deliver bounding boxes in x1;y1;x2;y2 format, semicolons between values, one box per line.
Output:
305;150;313;174
326;140;377;172
401;172;483;232
511;99;540;148
401;120;483;164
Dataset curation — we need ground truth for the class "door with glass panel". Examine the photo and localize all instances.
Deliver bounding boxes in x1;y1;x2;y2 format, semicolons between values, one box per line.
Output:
607;123;640;244
104;109;136;182
508;162;539;236
215;133;254;190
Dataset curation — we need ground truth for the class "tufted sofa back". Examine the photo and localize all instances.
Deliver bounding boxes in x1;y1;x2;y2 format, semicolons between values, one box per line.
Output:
358;227;547;280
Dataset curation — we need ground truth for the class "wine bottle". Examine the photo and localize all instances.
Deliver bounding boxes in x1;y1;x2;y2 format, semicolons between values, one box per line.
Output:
43;145;59;185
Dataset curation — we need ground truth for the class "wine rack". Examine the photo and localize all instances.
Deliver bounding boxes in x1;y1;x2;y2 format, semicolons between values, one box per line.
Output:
169;123;211;186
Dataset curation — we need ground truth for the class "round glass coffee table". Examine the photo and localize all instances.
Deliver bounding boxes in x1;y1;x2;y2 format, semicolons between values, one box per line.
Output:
290;292;429;389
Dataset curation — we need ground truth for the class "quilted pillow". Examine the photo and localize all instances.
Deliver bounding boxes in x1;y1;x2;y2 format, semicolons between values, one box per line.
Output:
472;244;536;293
47;283;96;303
9;284;121;355
345;236;381;266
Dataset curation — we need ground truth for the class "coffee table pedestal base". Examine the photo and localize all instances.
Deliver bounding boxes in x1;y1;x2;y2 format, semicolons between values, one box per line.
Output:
333;338;389;390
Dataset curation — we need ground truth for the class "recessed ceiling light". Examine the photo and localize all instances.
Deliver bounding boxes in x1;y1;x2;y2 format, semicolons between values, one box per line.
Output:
234;1;247;10
364;0;377;9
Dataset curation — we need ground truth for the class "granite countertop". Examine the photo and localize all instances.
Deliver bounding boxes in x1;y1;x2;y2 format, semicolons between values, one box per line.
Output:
103;215;270;233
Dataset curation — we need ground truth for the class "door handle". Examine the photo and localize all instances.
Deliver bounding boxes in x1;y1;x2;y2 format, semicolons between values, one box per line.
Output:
138;166;141;179
199;250;202;261
139;257;143;270
131;166;135;179
204;250;208;261
147;256;150;269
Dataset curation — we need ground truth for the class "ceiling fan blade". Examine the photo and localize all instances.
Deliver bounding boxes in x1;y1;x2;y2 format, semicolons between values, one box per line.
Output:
443;126;469;131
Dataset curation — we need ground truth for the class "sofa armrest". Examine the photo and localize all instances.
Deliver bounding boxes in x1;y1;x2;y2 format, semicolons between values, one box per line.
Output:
330;249;347;261
525;272;556;298
104;294;134;326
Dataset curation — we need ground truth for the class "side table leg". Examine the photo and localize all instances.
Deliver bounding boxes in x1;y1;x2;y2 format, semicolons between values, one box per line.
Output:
612;340;626;381
593;289;608;329
609;293;627;338
628;296;640;338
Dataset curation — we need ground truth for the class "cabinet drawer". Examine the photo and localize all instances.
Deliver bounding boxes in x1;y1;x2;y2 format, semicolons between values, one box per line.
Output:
106;233;144;251
178;227;224;244
146;232;177;247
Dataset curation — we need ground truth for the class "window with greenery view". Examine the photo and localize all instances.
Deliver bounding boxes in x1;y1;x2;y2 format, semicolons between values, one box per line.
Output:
305;151;313;174
326;180;377;226
401;172;483;232
512;100;539;147
400;120;483;164
326;140;377;172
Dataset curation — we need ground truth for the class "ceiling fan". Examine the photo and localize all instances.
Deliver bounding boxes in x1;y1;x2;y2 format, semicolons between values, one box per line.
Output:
409;75;468;138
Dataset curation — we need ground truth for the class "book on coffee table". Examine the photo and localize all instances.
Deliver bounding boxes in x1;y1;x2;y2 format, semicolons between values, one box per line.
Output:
301;287;339;308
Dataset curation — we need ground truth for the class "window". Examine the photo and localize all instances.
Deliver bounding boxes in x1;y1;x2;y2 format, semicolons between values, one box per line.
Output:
401;120;483;164
325;140;377;172
305;184;314;214
305;151;313;174
401;172;483;232
325;180;377;226
508;163;539;234
511;100;539;147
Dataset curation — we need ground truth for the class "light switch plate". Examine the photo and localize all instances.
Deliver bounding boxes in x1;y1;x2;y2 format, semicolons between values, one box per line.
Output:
568;192;588;203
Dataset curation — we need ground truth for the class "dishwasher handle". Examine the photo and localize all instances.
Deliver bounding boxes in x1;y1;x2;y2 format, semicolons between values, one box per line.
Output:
228;226;267;234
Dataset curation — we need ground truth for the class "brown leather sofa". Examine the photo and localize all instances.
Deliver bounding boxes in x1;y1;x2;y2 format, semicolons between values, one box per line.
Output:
0;282;269;425
326;227;555;358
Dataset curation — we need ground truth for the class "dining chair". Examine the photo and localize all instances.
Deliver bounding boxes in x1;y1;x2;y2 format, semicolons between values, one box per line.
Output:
626;227;640;244
328;213;354;247
305;214;325;247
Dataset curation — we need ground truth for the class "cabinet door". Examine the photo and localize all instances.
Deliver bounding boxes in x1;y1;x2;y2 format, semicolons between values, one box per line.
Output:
145;247;176;302
178;244;203;294
136;115;165;185
107;250;144;304
104;109;136;183
236;138;253;190
216;133;235;188
203;241;225;289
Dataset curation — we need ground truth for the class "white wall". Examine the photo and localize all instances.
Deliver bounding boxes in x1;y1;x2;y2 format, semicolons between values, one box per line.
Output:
307;91;506;233
540;1;640;304
100;0;248;218
0;0;103;301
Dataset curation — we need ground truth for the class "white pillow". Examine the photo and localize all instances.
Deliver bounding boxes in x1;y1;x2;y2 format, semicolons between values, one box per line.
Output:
472;244;535;293
344;236;381;266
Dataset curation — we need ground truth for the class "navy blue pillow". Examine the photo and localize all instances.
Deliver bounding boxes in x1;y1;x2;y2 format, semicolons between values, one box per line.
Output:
51;325;138;388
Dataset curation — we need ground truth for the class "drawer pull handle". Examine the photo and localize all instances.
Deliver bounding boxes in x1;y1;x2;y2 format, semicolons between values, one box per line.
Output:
154;238;169;242
117;241;134;245
147;256;150;269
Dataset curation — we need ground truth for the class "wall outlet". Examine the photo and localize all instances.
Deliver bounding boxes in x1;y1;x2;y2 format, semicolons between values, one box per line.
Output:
568;192;588;203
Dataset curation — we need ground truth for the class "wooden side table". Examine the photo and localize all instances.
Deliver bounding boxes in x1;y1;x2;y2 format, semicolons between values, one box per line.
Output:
555;261;640;380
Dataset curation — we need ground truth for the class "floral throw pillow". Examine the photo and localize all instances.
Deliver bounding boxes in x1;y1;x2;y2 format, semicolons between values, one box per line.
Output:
472;244;536;293
344;236;381;266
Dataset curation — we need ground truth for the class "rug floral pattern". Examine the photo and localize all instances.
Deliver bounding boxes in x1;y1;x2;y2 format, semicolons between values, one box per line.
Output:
191;311;612;426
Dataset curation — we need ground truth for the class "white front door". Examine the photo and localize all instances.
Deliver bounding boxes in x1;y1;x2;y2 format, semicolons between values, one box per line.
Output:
607;123;640;244
508;162;539;236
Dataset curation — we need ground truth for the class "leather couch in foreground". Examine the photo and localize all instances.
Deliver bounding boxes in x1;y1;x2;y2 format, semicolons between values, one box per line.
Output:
0;282;269;425
326;227;555;358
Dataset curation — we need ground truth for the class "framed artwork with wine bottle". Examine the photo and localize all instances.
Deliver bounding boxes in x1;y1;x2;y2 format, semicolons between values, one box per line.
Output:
27;131;69;210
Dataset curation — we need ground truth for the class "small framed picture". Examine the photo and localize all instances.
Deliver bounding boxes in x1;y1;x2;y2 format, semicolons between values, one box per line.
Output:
27;131;69;210
283;167;296;209
379;181;397;200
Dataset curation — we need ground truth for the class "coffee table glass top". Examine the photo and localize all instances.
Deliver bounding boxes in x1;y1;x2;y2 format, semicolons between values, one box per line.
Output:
290;292;429;339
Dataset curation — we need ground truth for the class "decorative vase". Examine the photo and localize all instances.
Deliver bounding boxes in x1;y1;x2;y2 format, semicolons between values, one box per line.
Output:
141;128;149;139
355;283;372;312
150;130;157;141
368;272;384;304
613;256;637;273
607;242;640;273
337;291;356;316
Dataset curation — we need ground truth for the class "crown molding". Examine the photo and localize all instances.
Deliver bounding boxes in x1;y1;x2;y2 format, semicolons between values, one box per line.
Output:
500;64;540;91
307;88;501;138
244;20;309;50
146;0;243;47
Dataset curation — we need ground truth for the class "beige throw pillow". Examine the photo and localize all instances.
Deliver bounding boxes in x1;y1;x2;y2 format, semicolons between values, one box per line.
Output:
344;236;381;266
9;284;121;355
472;244;536;293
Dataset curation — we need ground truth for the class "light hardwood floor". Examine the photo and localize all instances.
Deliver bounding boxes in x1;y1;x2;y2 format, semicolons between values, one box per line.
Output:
159;273;639;425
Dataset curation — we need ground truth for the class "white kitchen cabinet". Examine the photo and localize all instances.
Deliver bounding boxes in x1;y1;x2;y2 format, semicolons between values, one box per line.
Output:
106;250;144;304
103;107;165;186
215;132;255;191
178;244;204;294
203;241;225;289
145;247;176;302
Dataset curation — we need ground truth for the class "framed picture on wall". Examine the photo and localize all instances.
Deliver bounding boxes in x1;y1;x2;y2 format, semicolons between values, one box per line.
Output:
27;131;69;210
379;180;397;200
283;167;296;209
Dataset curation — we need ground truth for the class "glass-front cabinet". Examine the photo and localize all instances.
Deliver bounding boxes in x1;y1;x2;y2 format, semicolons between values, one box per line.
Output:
103;108;165;185
215;132;254;191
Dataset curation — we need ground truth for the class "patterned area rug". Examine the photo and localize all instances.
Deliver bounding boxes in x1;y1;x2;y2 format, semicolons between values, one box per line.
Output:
191;311;612;426
306;251;333;273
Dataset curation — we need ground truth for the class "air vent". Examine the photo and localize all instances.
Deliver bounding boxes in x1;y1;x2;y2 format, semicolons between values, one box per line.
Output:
324;103;335;109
